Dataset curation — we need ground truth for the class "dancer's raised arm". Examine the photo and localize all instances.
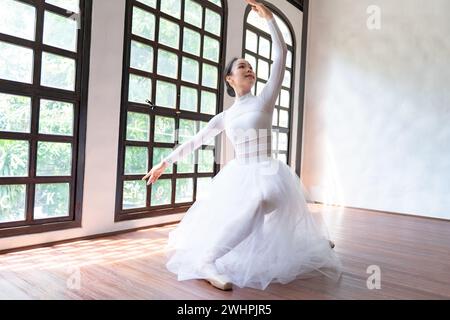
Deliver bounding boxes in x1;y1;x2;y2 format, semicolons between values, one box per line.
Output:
142;112;225;185
246;0;288;109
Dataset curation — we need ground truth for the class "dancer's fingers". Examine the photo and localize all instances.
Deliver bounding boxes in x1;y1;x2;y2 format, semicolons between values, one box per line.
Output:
142;171;152;180
245;0;260;11
149;171;162;184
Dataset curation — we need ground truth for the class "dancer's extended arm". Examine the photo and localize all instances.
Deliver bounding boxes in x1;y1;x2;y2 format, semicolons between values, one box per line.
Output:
142;112;225;185
259;17;288;110
246;1;288;109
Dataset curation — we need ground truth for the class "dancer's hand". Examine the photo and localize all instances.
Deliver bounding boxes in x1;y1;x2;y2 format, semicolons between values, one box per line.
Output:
245;0;273;20
142;161;169;185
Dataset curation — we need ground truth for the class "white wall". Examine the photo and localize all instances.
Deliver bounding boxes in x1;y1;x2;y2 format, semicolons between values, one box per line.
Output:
302;0;450;219
0;0;303;251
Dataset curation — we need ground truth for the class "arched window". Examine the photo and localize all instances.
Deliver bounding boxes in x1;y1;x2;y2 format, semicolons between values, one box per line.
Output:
0;0;91;237
116;0;227;221
243;4;295;165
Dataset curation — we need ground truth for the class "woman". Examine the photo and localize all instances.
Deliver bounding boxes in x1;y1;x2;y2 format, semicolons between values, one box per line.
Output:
143;0;341;291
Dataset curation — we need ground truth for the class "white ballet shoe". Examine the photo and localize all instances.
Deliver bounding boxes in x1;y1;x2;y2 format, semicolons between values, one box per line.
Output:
201;263;233;291
205;274;233;291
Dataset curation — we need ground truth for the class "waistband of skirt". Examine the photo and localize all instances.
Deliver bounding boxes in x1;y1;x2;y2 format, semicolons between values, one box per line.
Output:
234;153;273;164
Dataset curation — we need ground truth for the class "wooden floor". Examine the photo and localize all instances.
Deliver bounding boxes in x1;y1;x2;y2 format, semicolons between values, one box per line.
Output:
1;204;450;300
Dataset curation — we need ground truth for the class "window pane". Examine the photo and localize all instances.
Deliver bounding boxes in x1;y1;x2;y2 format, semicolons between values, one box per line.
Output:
0;0;36;40
34;183;70;219
203;36;219;62
208;0;221;7
280;89;290;107
245;30;257;53
0;139;29;177
132;7;155;40
180;86;197;112
178;119;196;143
200;91;216;115
176;120;196;170
272;131;278;152
279;110;289;128
247;11;269;34
279;132;288;151
257;59;269;80
136;0;156;8
124;146;148;175
198;149;214;173
160;0;181;19
184;0;202;28
278;153;287;163
155;80;176;109
183;28;200;56
272;109;278;126
41;52;75;91
202;63;217;88
36;142;72;176
154;116;175;143
122;180;146;209
175;178;193;203
0;184;26;223
0;93;31;133
286;50;292;68
150;179;172;206
274;15;292;46
256;81;265;96
128;74;151;104
46;0;80;13
177;153;194;173
130;40;153;73
258;36;270;58
196;177;211;200
43;10;78;52
152;148;173;173
159;18;179;49
204;9;220;36
182;57;199;84
126;112;150;142
244;53;256;71
157;49;178;78
0;41;33;84
199;121;214;146
39;99;74;136
283;70;291;88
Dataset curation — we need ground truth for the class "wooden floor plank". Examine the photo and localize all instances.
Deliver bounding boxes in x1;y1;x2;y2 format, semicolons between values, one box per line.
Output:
0;204;449;300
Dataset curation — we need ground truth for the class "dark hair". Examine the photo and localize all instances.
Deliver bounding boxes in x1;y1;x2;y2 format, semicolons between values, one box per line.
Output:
224;57;239;97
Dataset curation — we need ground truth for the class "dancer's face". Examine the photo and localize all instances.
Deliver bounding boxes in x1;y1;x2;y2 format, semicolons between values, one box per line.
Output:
226;59;256;95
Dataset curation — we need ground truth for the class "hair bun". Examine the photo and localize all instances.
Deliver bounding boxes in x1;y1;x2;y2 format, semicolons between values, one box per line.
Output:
226;84;236;97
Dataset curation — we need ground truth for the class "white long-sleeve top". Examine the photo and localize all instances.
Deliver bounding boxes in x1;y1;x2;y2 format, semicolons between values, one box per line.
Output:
163;17;287;165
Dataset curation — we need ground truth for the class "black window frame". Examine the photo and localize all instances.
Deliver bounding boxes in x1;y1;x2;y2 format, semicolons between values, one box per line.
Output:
115;0;228;222
0;0;92;238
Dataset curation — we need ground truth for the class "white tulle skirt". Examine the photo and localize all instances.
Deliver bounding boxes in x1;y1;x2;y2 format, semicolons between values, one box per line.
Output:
166;156;342;290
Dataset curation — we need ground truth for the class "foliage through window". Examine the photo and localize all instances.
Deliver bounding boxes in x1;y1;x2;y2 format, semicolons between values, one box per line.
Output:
116;0;226;221
0;0;91;237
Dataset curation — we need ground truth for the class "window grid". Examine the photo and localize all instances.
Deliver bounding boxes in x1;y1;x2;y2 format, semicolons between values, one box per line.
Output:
115;0;227;221
0;0;91;237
